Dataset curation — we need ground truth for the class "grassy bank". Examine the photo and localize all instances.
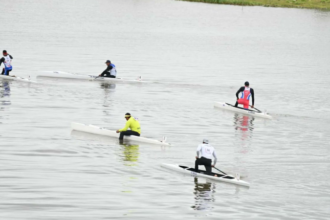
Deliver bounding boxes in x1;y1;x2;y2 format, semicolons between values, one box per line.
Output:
181;0;330;9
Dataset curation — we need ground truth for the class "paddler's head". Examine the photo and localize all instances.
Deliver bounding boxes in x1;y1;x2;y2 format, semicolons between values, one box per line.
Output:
3;50;7;56
244;81;249;87
125;113;131;121
105;60;111;66
203;139;209;144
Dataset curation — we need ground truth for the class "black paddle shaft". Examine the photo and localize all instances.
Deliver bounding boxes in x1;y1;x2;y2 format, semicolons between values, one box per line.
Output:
213;167;227;175
226;103;259;113
250;105;262;113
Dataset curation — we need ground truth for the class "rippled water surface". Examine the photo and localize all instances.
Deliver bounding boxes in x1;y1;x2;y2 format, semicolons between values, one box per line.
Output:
1;0;330;219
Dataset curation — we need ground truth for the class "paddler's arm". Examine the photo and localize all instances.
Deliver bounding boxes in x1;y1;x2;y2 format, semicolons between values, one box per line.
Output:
236;87;244;100
99;65;113;76
9;55;13;59
250;88;255;107
195;145;202;159
212;151;217;166
0;57;4;66
116;120;131;133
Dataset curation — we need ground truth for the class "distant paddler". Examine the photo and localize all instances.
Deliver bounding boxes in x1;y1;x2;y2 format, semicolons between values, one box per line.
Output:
195;139;217;175
116;113;141;140
99;60;117;78
235;81;255;109
0;50;13;75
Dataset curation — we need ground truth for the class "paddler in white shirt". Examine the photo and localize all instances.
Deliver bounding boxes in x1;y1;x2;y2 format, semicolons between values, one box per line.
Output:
195;139;217;175
0;50;13;75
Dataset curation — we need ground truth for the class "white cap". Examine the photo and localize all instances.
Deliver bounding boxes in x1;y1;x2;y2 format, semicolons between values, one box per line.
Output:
203;139;209;144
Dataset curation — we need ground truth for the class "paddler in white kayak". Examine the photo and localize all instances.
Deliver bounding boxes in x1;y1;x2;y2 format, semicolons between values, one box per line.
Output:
195;139;217;175
99;60;117;78
235;81;255;109
116;113;141;140
0;50;13;75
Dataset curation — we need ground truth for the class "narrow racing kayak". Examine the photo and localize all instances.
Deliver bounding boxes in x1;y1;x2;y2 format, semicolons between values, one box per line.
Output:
214;102;272;119
161;164;250;187
71;122;171;146
38;71;148;84
0;74;36;83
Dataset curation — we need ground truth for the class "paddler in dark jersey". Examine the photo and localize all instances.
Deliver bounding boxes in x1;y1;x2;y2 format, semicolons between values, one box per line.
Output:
235;81;255;109
99;60;117;78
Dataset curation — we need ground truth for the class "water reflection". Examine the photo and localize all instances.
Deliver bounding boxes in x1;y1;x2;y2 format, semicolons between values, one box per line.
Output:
0;80;11;98
191;178;215;211
119;143;139;166
233;114;254;142
100;83;116;91
0;81;11;110
101;83;115;111
233;114;254;177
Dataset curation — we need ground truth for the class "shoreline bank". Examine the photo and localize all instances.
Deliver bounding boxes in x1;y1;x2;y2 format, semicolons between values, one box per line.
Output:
181;0;330;10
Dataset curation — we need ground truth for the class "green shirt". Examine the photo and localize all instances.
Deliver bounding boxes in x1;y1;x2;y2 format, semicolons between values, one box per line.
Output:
119;117;141;134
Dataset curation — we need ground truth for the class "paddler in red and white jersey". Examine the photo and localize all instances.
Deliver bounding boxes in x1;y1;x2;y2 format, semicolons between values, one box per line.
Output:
235;81;255;109
0;50;13;75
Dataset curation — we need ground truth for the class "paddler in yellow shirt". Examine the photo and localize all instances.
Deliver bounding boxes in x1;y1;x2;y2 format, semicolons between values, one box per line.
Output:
116;113;141;140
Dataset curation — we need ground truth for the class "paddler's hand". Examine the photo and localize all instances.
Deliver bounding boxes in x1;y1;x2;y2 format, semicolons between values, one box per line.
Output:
212;165;215;167
116;130;120;133
195;156;198;159
251;105;254;108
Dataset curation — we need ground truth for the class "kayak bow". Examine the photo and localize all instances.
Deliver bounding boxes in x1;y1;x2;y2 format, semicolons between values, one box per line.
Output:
71;122;171;146
161;163;250;187
38;71;148;84
0;75;36;83
214;102;272;119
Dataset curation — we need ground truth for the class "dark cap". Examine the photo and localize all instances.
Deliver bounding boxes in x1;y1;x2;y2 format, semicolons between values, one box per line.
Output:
105;60;111;63
3;50;7;53
244;81;249;86
124;113;131;118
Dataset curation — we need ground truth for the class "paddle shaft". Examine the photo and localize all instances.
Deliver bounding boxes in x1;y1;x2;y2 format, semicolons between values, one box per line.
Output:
213;167;227;175
250;105;262;112
91;75;101;81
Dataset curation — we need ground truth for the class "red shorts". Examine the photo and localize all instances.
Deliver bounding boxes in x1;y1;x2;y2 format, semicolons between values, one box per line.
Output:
237;99;250;109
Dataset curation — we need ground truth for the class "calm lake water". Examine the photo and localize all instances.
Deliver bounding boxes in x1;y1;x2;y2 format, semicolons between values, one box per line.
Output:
1;0;330;219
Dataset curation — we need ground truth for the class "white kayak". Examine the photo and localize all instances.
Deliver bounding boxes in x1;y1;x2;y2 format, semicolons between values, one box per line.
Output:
214;102;272;119
0;74;36;83
38;71;148;84
71;122;171;146
161;163;250;187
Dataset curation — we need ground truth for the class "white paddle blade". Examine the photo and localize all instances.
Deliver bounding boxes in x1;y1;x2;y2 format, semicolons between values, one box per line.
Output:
161;136;167;143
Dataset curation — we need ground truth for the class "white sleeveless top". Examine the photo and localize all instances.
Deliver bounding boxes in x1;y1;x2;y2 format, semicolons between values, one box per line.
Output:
110;64;117;76
3;55;12;68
